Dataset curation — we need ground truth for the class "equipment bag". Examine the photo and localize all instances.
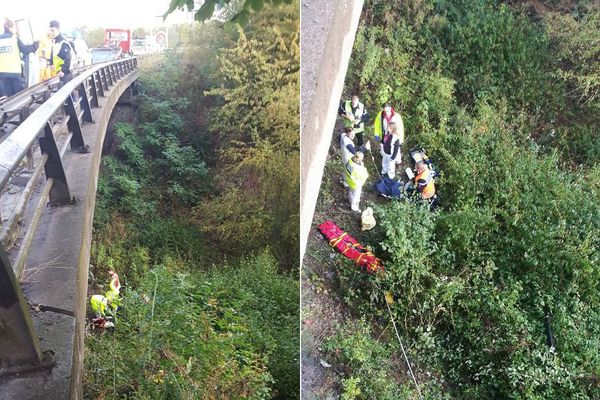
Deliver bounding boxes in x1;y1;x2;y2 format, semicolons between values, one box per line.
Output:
375;176;402;199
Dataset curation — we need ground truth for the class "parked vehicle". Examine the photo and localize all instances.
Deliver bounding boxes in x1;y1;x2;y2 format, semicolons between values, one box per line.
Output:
91;46;122;64
14;18;40;87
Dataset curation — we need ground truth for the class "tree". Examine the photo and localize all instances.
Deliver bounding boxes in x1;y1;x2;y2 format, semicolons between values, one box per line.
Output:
193;2;300;269
132;27;148;39
165;0;294;25
82;27;105;48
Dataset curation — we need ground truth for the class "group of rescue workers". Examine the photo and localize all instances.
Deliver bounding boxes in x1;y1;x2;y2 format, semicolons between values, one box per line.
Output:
0;18;73;98
338;94;436;212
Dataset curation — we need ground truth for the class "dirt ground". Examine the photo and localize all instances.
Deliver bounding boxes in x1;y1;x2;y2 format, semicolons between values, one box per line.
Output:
301;120;412;398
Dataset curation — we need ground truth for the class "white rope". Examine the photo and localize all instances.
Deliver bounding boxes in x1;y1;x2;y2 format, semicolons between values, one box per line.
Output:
385;299;423;400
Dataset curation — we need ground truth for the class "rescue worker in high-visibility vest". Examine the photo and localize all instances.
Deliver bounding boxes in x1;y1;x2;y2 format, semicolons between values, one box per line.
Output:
413;160;435;200
37;30;55;82
381;120;404;179
90;294;113;319
105;270;121;312
108;270;121;296
338;94;368;147
345;152;369;212
372;103;398;143
48;20;72;87
0;19;39;97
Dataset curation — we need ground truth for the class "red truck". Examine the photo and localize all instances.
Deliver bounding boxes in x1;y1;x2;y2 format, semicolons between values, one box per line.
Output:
104;29;131;53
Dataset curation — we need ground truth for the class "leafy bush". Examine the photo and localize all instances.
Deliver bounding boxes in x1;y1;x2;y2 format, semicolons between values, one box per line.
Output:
87;4;300;399
197;2;300;271
328;2;600;396
85;252;297;399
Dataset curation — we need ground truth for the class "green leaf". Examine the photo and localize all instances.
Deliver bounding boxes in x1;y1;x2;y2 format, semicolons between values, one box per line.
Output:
249;0;264;12
194;0;217;22
231;9;250;26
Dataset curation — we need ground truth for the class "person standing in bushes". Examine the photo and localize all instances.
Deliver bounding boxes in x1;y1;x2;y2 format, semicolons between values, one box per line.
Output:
340;126;357;165
339;94;369;147
339;126;357;188
381;120;404;179
345;152;369;212
372;102;398;143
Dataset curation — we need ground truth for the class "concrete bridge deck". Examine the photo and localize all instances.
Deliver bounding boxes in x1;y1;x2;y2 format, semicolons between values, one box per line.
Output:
0;61;138;400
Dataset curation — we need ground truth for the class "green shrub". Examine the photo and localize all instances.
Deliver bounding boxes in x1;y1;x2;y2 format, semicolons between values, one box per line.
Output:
85;251;298;399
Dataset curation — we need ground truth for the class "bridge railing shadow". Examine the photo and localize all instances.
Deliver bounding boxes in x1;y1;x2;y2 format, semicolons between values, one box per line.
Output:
0;57;137;377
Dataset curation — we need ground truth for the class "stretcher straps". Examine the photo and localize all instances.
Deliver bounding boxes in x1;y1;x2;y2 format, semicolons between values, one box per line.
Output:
329;232;347;247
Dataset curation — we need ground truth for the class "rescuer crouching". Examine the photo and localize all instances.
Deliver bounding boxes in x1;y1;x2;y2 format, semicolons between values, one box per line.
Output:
89;270;122;330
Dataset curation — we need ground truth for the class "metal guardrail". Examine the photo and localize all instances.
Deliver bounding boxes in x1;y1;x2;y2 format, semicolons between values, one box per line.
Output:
0;65;95;138
0;57;137;376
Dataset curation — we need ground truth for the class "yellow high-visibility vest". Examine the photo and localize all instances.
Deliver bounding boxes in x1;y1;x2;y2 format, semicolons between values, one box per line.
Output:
0;35;22;75
90;294;109;317
52;40;71;74
344;100;365;134
345;159;369;190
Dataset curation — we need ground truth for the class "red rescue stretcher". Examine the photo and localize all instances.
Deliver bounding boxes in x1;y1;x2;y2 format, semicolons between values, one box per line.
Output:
318;220;384;274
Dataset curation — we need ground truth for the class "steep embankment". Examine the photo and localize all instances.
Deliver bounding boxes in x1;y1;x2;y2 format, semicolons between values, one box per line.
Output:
303;1;600;399
83;3;300;398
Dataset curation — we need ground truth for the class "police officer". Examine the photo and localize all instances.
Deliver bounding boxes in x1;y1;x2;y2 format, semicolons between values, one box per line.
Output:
48;20;72;87
0;19;39;97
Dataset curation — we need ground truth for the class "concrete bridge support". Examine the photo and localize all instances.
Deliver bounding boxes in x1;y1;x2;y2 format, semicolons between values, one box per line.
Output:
300;0;364;261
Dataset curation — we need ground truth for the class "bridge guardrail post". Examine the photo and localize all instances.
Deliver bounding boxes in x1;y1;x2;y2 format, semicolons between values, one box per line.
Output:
100;68;109;92
78;83;94;123
39;123;72;204
65;96;86;150
89;73;101;107
0;243;55;376
106;66;114;87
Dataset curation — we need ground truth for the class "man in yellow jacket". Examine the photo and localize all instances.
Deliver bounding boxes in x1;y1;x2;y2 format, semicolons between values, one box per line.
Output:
372;103;399;143
48;20;72;87
0;19;39;97
345;152;369;212
339;94;369;147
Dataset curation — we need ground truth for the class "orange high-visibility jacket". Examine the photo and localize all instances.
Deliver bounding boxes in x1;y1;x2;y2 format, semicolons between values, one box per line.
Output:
415;167;435;199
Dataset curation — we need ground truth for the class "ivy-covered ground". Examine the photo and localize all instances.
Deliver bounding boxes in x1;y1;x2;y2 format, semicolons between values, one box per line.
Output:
302;1;600;399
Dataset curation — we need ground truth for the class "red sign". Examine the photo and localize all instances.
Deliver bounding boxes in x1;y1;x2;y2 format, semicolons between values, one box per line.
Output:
104;29;131;52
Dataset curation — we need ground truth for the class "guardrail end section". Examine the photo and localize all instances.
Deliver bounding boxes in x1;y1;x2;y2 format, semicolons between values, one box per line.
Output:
0;244;55;376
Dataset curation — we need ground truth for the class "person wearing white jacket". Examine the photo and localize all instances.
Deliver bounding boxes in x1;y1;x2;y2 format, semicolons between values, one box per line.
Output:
339;126;357;165
381;120;404;179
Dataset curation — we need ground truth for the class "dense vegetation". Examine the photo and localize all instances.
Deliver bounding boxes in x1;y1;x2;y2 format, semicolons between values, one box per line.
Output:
320;1;600;398
84;2;299;399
